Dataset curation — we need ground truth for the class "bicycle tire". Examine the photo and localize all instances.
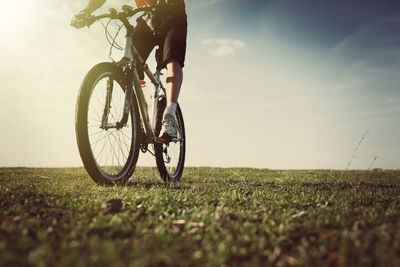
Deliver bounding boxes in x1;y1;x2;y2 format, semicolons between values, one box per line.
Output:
154;96;186;182
75;62;140;185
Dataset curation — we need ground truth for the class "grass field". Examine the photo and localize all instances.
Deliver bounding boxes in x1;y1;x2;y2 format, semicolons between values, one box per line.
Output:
1;167;400;266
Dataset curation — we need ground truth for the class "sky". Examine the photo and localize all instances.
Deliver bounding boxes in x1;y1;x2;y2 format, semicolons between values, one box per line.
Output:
0;0;399;169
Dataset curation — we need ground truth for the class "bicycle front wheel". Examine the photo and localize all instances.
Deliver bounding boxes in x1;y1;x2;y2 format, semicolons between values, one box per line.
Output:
154;97;186;182
75;62;140;185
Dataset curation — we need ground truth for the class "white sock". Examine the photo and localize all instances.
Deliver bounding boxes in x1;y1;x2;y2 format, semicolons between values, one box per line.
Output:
164;102;177;118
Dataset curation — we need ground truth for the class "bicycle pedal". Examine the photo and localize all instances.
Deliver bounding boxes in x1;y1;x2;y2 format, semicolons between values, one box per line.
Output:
155;136;168;143
155;133;179;143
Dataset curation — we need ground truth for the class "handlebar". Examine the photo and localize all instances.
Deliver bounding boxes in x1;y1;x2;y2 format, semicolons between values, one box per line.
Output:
79;6;153;30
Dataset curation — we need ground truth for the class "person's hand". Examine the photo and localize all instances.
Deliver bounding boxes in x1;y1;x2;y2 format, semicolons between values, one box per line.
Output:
70;10;92;29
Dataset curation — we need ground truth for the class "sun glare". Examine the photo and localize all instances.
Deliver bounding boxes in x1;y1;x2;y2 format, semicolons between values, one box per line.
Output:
0;1;36;38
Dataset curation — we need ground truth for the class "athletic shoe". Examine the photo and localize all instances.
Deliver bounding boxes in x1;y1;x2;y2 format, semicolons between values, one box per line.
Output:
159;114;177;139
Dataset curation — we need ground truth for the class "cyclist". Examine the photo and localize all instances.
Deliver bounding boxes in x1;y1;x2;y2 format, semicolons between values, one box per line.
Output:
71;0;187;139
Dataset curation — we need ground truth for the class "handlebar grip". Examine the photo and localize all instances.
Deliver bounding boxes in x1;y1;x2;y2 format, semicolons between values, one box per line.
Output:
71;6;155;29
122;5;133;12
109;8;118;16
85;16;96;27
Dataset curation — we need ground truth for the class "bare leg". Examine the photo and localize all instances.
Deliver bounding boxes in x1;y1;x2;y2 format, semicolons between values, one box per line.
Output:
165;60;183;107
158;60;183;138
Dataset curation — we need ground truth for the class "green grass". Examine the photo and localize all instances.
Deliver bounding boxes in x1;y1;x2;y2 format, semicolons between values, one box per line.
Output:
1;167;400;266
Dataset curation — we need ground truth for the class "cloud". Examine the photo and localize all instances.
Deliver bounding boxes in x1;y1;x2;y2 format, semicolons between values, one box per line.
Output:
201;38;213;45
201;38;246;57
211;45;235;57
200;0;222;6
193;0;225;8
215;39;245;48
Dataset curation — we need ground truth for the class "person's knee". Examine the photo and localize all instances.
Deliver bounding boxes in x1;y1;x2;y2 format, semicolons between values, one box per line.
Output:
166;60;182;81
166;59;183;71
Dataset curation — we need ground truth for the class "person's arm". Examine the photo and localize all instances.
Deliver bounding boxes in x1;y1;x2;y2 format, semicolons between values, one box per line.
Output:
82;0;107;14
71;0;107;28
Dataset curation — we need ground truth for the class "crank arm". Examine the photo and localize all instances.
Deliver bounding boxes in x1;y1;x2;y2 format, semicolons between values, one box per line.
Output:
154;136;184;143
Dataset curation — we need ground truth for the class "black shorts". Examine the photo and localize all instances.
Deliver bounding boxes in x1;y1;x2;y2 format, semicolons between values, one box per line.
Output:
131;9;187;79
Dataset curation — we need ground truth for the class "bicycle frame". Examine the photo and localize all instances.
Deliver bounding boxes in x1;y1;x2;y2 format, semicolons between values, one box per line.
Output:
120;35;165;144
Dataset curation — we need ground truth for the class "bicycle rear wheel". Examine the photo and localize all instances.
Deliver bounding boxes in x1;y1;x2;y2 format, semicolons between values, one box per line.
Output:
75;62;140;185
154;97;186;182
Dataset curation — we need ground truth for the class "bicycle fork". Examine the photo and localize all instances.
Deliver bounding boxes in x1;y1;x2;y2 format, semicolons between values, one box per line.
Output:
100;35;153;136
100;78;113;129
100;66;133;130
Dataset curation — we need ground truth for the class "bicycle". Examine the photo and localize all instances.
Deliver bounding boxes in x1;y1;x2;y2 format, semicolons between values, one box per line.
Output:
72;5;186;185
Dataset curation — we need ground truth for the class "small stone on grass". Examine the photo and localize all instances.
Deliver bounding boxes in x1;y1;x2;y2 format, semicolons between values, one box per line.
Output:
102;199;123;214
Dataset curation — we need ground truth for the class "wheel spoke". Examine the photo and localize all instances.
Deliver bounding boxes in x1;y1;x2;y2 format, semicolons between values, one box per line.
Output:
118;130;130;153
119;130;132;141
90;130;115;146
112;131;125;166
112;131;127;161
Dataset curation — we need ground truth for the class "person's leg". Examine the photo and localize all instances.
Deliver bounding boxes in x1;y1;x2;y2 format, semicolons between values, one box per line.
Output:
161;17;187;118
158;9;187;138
131;17;157;79
164;59;183;117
